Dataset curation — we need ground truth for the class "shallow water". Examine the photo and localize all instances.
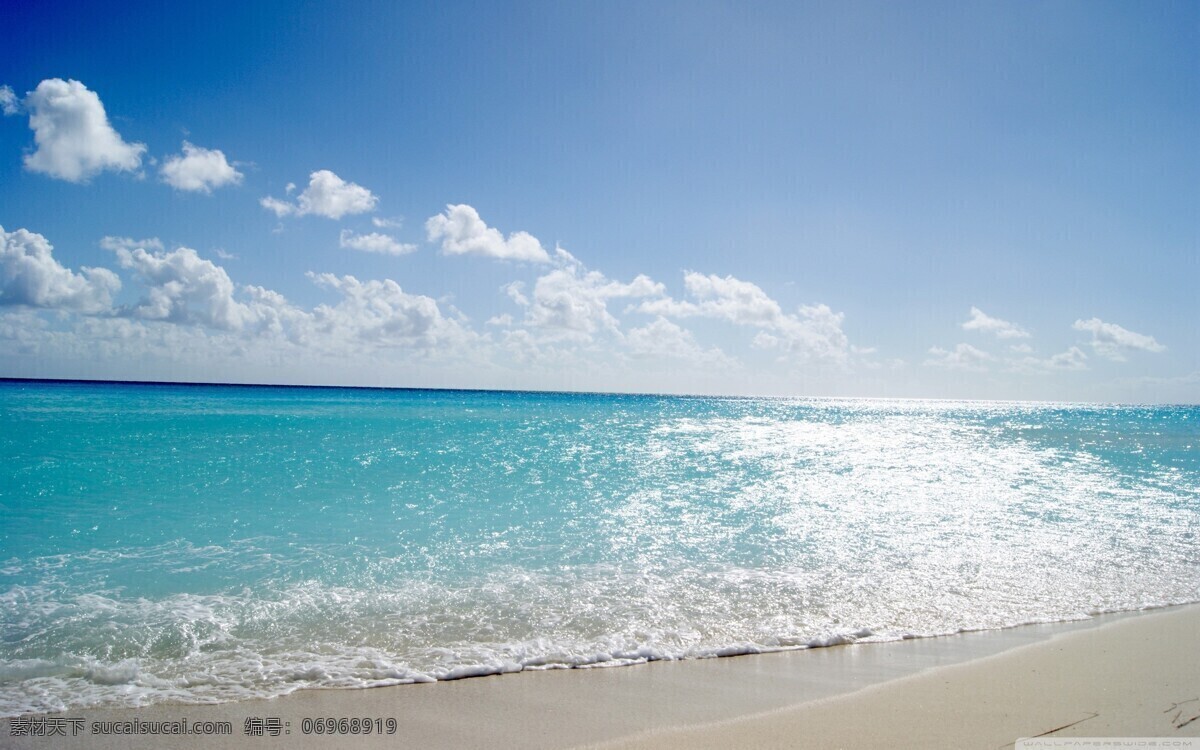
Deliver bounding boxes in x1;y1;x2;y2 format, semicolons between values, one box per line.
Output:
1;381;1197;715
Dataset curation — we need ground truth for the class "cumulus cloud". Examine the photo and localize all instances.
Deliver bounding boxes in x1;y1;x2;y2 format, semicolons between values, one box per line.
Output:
924;343;993;371
516;250;663;340
100;241;311;341
0;226;120;313
759;304;851;362
160;141;243;193
0;85;18;116
1009;345;1090;374
339;229;415;256
19;78;146;182
1046;346;1088;371
638;273;782;325
636;272;850;363
0;309;50;357
372;217;403;229
261;170;378;219
260;197;295;217
426;204;550;263
504;281;530;307
962;307;1030;339
626;316;730;365
307;273;471;349
240;284;310;340
499;328;543;365
97;238;466;352
1072;317;1165;361
112;243;251;330
0;228;507;374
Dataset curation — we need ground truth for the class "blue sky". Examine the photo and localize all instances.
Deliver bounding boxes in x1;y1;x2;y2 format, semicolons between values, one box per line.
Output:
1;0;1197;401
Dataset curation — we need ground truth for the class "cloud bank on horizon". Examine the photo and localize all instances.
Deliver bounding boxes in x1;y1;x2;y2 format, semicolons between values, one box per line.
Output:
0;47;1191;402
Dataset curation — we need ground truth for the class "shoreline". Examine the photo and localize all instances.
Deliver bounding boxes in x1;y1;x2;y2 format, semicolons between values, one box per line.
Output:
3;604;1197;749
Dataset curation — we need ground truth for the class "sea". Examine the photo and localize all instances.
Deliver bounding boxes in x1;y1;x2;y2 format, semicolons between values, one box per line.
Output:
1;379;1197;716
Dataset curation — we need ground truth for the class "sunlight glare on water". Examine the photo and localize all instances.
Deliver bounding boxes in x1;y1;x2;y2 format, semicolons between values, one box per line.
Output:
0;384;1197;715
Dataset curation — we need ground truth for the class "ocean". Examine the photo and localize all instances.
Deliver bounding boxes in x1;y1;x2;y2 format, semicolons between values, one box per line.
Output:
1;380;1197;716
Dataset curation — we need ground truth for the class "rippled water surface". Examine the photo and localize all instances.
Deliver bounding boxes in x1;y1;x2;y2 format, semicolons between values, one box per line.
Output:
1;381;1197;715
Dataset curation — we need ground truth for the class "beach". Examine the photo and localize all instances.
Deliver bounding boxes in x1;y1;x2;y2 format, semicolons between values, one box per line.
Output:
3;604;1197;749
3;385;1199;747
4;0;1199;745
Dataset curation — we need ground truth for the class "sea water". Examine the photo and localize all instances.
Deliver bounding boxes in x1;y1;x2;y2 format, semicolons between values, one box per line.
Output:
0;380;1197;715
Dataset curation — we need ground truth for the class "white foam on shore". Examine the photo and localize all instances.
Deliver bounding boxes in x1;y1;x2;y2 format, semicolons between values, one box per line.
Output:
2;575;1197;718
3;400;1198;717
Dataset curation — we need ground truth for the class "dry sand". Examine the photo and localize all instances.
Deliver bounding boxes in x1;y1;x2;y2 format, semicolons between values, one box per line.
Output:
2;605;1197;749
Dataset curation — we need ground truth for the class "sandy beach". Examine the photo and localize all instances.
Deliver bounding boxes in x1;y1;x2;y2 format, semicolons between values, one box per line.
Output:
5;0;1199;745
3;604;1197;750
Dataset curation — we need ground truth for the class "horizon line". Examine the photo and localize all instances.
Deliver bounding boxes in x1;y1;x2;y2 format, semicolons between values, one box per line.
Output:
0;376;1186;408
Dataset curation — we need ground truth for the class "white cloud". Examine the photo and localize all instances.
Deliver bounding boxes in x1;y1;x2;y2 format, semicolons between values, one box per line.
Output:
962;307;1030;339
103;241;312;340
1009;342;1034;354
638;273;782;325
372;217;403;229
1010;345;1090;374
636;272;850;363
1046;346;1088;371
307;273;472;349
0;226;120;313
0;230;510;375
160;141;243;193
500;328;543;364
260;170;378;219
1072;317;1165;361
241;284;310;340
0;309;50;357
770;304;850;362
925;343;994;371
297;171;378;218
113;244;251;330
425;204;550;263
520;250;663;340
1;308;329;383
20;78;146;182
486;313;513;327
0;85;18;116
260;196;295;217
504;281;530;307
339;229;416;256
93;239;467;351
626;316;730;365
751;332;779;349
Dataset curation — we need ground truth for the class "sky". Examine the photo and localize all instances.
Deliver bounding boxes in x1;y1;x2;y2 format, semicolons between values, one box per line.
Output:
1;0;1197;401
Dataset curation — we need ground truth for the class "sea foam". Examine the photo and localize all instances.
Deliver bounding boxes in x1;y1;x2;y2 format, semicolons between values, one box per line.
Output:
1;383;1197;715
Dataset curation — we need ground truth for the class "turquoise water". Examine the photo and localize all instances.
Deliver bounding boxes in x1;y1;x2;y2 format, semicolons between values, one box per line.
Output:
1;380;1198;715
